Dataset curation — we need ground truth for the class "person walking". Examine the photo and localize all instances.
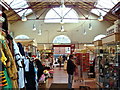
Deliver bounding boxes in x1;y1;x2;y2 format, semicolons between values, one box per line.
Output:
58;56;63;68
67;54;76;89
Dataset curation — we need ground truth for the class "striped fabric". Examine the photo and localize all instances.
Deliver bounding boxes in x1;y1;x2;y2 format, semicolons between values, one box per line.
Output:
0;71;8;87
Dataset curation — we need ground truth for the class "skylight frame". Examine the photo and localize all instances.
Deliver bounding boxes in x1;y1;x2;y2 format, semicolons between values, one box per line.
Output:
91;0;119;16
44;7;79;23
2;0;33;17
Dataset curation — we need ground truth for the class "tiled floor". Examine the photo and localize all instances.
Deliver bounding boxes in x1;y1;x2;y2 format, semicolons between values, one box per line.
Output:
39;67;98;89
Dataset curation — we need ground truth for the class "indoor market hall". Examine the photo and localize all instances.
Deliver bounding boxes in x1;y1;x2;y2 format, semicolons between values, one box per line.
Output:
0;0;120;90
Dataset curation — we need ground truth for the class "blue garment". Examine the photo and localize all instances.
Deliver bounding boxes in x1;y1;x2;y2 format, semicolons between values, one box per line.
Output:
68;74;73;89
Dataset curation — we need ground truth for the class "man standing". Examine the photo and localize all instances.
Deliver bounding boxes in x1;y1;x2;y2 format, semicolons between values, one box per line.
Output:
67;54;76;89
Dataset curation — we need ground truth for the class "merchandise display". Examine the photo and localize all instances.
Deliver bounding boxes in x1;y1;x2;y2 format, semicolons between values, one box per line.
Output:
94;37;120;89
0;0;120;89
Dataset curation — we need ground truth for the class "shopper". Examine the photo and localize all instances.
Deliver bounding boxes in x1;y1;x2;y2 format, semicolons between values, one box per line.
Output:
58;56;63;67
34;58;44;82
67;54;76;89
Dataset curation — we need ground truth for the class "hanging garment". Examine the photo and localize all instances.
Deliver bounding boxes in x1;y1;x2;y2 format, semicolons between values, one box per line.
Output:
1;40;18;88
6;34;14;56
23;56;29;72
13;40;25;88
0;61;7;87
33;62;38;89
3;67;13;89
25;60;36;90
0;48;7;66
17;42;25;56
34;59;44;82
2;12;8;34
0;61;12;88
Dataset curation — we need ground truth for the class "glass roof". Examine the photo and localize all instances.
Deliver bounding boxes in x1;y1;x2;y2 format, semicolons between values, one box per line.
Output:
53;35;71;43
44;7;79;23
91;0;120;16
2;0;33;17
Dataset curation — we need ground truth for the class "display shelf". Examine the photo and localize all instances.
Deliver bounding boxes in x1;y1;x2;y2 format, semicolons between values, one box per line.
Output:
94;40;102;46
97;44;120;89
102;33;120;44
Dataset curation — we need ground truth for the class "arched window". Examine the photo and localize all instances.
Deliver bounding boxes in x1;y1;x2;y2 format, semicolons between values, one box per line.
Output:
93;34;106;41
53;35;71;43
15;35;30;39
44;7;79;23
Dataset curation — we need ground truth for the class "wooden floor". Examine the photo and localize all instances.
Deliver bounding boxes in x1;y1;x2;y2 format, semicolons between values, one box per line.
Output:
39;67;98;89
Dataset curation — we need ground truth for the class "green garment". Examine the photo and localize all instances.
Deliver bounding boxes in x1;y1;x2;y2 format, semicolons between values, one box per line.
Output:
3;68;13;89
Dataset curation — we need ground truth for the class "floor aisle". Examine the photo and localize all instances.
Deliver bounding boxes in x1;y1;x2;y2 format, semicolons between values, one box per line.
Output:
39;67;98;89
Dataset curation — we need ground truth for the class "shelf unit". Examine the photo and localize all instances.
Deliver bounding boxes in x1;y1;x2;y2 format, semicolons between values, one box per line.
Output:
94;40;104;88
94;32;120;89
98;33;120;89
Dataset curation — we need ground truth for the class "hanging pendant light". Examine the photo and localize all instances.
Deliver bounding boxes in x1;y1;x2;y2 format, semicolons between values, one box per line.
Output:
21;10;28;21
60;0;66;10
38;29;42;35
21;15;27;21
60;19;64;24
83;29;87;35
89;23;92;30
33;24;36;31
98;13;103;21
61;26;64;32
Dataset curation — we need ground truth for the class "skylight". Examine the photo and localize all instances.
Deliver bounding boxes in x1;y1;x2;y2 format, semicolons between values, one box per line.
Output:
91;0;119;16
44;7;79;23
2;0;33;17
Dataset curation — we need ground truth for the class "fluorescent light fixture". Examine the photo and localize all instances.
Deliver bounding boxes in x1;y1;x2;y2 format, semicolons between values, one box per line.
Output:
89;23;92;30
21;15;27;21
33;24;36;31
84;44;94;46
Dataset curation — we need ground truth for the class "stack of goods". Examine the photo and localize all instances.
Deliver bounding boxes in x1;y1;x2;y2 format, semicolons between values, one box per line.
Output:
106;20;120;36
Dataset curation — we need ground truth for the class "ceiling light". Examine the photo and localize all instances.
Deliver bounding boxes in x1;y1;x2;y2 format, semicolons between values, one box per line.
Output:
84;44;94;46
61;26;64;32
83;29;87;35
98;13;103;21
60;0;66;10
61;3;66;10
38;29;42;35
89;23;92;30
21;15;27;21
60;19;64;24
33;24;36;31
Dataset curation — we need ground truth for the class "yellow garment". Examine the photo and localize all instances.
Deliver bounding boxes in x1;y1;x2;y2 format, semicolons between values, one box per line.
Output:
0;49;7;65
1;40;18;88
0;32;5;40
